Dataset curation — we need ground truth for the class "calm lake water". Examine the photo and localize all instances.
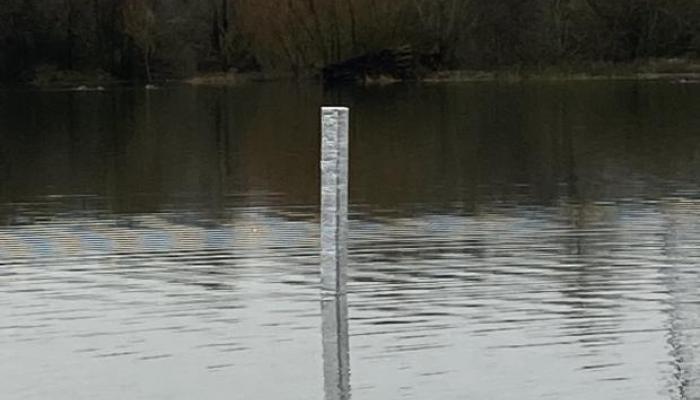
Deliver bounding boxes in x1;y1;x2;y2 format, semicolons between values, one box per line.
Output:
1;81;700;399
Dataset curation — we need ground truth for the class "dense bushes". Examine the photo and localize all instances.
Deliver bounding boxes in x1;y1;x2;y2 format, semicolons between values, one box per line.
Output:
1;0;699;82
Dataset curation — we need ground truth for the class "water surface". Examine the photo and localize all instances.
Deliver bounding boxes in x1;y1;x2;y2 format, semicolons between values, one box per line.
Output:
1;81;700;399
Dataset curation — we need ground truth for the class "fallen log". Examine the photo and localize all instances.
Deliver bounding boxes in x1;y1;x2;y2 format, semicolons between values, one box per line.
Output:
322;45;417;84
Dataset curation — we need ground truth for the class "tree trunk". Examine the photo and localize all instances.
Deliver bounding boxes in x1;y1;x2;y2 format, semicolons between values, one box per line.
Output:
222;0;229;33
144;48;152;82
346;0;358;54
306;0;329;64
66;0;75;69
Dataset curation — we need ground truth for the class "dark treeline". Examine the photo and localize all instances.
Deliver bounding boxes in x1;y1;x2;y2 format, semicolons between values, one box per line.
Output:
1;0;700;82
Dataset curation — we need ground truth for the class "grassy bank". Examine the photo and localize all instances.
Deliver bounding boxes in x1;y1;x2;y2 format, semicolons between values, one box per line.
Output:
185;71;301;86
425;58;700;83
31;65;118;88
21;58;700;89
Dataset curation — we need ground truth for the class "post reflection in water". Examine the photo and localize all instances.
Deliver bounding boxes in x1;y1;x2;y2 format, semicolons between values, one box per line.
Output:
322;294;351;400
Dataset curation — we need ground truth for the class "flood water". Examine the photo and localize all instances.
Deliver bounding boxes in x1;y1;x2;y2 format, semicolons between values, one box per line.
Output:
1;81;700;399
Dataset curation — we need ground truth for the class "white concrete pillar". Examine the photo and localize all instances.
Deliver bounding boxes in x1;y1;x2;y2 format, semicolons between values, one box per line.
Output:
320;107;349;294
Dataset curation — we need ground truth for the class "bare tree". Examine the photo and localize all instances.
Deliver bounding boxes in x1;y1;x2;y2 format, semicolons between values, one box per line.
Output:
122;0;157;82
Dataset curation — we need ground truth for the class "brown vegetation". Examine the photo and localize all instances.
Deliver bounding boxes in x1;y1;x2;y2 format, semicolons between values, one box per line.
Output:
1;0;700;83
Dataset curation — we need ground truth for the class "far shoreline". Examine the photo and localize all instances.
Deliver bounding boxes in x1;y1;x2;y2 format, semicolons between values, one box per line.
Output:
5;58;700;89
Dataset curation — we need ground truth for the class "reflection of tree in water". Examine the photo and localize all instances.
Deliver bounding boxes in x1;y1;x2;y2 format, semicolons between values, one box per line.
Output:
3;82;700;215
660;201;700;399
554;200;629;356
0;142;7;198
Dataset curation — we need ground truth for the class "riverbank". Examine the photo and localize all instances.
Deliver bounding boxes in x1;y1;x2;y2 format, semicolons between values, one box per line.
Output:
188;59;700;86
16;58;700;89
30;65;119;88
184;71;299;86
424;58;700;83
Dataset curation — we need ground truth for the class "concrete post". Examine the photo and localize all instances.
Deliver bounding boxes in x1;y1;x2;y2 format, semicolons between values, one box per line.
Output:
320;107;349;294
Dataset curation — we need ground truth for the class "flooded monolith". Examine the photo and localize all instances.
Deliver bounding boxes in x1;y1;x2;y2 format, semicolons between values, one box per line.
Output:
320;107;349;294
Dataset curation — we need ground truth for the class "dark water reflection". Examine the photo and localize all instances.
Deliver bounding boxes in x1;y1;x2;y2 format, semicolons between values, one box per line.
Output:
1;81;700;399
